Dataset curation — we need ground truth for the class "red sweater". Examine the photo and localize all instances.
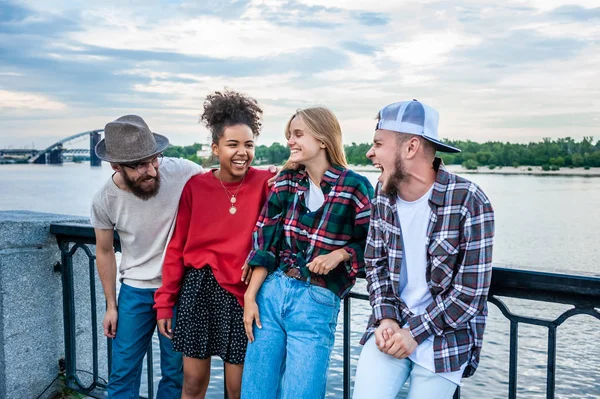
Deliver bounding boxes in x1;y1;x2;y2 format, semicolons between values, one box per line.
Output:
154;167;274;320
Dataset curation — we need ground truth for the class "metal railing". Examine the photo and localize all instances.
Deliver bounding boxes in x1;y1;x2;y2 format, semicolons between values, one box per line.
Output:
50;223;600;399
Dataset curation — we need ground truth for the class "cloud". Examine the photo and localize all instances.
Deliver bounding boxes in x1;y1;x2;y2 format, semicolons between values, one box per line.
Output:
341;41;378;55
352;11;390;26
458;29;588;65
0;0;599;148
549;5;600;21
0;1;80;35
0;89;67;110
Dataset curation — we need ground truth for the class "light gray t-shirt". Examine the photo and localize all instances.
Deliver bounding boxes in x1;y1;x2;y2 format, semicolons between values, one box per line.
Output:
90;157;203;289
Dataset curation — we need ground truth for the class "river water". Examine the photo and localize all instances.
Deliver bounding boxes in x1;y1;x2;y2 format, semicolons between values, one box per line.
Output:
1;163;599;398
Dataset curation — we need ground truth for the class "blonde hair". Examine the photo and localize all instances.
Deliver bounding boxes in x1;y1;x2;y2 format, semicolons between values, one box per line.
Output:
282;107;348;171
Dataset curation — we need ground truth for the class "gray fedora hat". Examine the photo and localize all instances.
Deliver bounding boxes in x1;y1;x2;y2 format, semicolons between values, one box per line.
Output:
95;115;170;163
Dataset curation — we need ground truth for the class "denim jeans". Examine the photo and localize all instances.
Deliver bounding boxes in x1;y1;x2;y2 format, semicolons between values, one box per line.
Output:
352;336;458;399
242;270;341;399
107;283;183;399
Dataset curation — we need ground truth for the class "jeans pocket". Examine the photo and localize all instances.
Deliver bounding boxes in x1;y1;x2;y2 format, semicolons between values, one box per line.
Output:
308;285;339;308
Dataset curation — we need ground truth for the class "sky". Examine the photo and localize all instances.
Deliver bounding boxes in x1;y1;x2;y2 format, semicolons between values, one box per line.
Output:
0;0;599;149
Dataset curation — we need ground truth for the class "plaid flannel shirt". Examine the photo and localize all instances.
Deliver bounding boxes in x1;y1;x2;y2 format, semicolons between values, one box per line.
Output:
361;158;495;377
247;165;374;297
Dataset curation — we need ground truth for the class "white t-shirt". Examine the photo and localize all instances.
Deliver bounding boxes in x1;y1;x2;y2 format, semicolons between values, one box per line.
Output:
305;178;325;212
90;157;203;289
396;186;466;385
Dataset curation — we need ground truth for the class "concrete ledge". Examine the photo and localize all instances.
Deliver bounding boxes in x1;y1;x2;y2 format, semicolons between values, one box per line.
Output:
0;211;106;399
0;211;88;250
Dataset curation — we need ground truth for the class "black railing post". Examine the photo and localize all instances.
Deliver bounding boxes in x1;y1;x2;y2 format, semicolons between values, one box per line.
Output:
546;326;557;399
146;345;154;399
224;361;228;399
508;321;519;399
58;239;78;389
343;296;351;399
88;256;100;384
107;335;113;382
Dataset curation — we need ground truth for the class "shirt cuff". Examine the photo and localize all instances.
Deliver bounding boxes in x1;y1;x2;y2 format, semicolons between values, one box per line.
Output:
342;244;365;278
373;303;402;325
407;313;435;345
247;249;277;272
156;307;174;320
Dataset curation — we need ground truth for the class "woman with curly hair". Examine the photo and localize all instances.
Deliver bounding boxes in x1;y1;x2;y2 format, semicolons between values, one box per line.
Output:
154;89;275;399
241;107;374;398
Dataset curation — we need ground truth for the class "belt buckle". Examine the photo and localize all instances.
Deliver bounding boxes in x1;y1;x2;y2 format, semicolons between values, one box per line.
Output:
285;268;306;282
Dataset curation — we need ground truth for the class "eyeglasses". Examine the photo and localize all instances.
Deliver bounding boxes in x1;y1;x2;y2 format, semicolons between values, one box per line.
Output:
122;154;163;174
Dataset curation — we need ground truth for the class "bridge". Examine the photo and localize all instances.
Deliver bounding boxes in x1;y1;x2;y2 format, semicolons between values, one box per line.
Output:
1;129;103;166
0;148;92;164
26;129;104;166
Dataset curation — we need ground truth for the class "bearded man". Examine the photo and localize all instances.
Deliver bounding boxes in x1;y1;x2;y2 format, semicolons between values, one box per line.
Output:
91;115;203;398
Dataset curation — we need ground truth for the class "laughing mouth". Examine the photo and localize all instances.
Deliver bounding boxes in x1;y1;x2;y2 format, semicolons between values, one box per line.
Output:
373;163;383;172
232;160;248;167
290;149;300;155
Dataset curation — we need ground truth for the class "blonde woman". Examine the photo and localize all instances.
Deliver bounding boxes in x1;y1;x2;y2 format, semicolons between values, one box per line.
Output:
240;107;374;398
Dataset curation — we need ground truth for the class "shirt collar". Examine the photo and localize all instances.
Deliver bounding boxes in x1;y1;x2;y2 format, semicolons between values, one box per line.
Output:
430;157;449;206
296;164;344;188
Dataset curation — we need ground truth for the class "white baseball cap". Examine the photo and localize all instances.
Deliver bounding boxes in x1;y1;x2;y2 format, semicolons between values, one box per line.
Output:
376;99;460;153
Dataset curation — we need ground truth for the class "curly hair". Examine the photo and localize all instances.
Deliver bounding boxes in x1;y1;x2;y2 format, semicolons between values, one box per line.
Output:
200;89;263;144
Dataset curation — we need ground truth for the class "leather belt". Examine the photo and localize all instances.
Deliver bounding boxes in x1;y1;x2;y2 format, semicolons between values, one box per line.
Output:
283;268;328;289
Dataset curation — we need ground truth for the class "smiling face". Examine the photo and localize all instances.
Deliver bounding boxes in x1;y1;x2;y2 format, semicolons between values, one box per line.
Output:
117;154;162;200
212;124;255;182
366;129;407;195
286;115;326;166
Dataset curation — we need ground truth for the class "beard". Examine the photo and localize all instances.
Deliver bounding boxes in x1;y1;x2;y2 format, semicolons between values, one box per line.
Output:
381;153;407;197
122;171;161;200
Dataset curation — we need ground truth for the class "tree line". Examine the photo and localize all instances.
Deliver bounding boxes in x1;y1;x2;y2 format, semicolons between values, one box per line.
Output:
164;136;600;170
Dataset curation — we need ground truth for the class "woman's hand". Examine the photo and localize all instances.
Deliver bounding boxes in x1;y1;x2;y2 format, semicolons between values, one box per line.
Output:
157;318;174;339
266;165;280;187
307;249;348;275
241;263;253;284
243;297;262;343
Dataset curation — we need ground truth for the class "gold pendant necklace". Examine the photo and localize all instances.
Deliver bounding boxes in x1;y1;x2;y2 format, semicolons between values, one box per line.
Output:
219;172;246;215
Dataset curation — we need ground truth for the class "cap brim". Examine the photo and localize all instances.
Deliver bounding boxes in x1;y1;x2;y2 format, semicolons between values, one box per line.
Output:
95;133;170;163
423;136;461;153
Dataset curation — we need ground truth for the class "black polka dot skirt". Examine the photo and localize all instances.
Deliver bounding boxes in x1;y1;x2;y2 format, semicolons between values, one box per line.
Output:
173;267;247;364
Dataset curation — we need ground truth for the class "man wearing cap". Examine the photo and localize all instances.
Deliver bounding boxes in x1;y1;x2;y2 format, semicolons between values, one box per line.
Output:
353;100;495;398
91;115;203;398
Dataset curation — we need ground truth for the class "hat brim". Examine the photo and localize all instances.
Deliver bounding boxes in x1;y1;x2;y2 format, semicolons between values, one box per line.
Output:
422;136;461;153
95;133;170;163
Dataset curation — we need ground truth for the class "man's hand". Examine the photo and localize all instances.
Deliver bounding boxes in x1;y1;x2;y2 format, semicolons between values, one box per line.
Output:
374;318;400;349
381;328;418;359
241;263;253;285
307;251;345;275
103;308;118;338
157;318;174;339
266;165;280;187
243;297;262;343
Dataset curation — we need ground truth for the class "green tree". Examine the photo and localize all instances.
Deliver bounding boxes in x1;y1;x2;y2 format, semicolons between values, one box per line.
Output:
160;137;600;169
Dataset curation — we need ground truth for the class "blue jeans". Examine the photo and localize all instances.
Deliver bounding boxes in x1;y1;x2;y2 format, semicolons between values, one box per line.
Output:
352;336;458;399
242;270;341;399
107;283;183;399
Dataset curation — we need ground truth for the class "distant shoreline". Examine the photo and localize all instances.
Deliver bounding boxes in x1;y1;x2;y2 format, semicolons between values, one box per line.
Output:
350;164;600;177
4;162;600;178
